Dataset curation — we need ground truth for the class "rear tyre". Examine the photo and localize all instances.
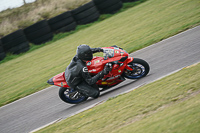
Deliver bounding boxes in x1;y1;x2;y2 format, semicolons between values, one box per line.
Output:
123;58;150;79
59;87;88;104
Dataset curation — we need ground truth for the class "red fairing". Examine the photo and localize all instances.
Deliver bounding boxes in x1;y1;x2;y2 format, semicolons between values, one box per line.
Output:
53;72;69;88
86;47;128;74
86;56;104;74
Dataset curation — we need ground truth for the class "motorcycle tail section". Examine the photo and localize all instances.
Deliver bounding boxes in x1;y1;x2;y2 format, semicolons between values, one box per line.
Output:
47;72;69;88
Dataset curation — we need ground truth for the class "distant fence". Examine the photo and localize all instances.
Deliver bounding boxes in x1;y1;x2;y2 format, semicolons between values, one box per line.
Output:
0;0;139;61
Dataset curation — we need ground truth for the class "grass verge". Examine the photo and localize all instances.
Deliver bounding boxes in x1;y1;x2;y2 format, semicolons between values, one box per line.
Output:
36;63;200;133
0;0;200;107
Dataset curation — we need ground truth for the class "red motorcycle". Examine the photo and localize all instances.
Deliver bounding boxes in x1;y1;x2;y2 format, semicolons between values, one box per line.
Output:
47;46;150;104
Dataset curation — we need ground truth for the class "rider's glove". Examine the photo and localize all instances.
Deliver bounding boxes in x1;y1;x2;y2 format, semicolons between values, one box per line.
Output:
100;48;104;52
99;65;112;79
97;47;103;52
103;65;110;75
103;64;112;75
91;48;103;53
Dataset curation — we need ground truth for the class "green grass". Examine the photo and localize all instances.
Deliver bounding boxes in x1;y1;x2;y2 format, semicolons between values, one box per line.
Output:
0;0;200;107
36;62;200;133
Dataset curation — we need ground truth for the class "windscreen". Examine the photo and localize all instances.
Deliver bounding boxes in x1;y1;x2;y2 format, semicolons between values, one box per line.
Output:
103;49;114;59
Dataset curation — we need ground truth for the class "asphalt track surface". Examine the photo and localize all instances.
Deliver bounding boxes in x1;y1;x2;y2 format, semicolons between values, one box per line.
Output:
0;26;200;133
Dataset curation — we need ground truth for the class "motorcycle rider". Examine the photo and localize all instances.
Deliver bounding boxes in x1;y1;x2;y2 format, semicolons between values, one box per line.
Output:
65;44;111;99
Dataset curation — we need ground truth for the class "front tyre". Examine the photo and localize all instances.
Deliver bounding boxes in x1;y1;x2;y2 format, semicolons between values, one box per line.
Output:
59;87;88;104
124;58;150;79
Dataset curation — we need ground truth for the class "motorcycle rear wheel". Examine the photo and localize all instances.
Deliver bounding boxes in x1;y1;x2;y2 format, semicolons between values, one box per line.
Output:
124;58;150;79
59;87;88;104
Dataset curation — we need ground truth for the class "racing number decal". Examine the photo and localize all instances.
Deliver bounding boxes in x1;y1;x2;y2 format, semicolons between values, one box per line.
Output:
83;67;88;72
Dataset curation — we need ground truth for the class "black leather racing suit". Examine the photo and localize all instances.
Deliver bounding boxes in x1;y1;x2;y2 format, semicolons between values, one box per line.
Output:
65;48;104;98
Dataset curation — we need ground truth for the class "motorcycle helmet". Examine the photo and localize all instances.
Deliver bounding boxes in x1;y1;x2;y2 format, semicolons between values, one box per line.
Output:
77;44;93;61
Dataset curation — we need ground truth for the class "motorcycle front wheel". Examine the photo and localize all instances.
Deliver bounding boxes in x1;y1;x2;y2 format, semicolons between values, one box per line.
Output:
123;58;150;79
59;87;88;104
